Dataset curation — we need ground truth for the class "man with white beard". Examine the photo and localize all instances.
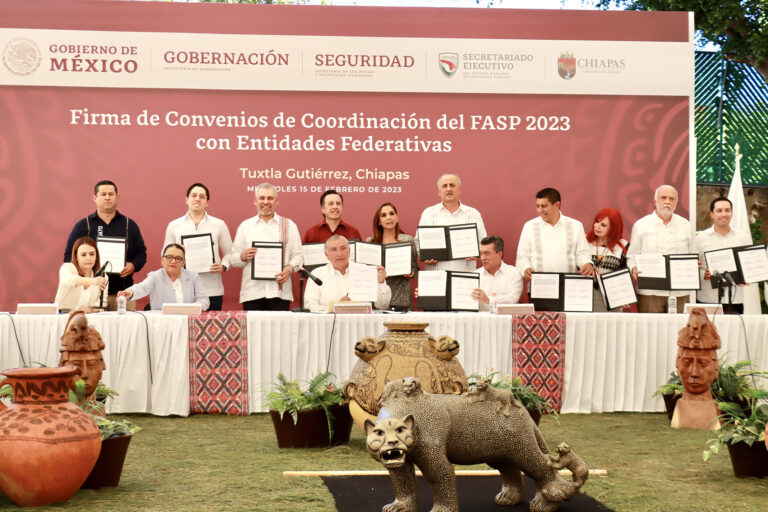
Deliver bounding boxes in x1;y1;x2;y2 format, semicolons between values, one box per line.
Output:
627;184;695;313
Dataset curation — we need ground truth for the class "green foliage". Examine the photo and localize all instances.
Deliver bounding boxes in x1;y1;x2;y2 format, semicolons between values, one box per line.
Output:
468;372;558;416
652;370;683;397
92;416;142;441
591;1;768;81
703;388;768;461
69;378;140;440
712;357;768;403
265;371;345;439
0;382;10;400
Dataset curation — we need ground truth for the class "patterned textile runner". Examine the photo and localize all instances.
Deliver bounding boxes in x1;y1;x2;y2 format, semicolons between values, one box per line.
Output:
189;311;249;415
512;312;566;412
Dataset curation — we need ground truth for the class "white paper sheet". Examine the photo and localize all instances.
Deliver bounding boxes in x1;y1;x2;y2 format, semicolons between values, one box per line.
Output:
563;277;593;312
600;269;637;308
704;248;738;273
737;247;768;283
302;243;329;267
97;237;126;273
530;273;559;299
636;254;666;278
450;274;479;311
417;227;447;250
668;256;700;290
417;270;447;297
448;226;479;259
251;243;283;280
355;241;382;266
384;244;412;277
348;264;378;302
181;233;214;273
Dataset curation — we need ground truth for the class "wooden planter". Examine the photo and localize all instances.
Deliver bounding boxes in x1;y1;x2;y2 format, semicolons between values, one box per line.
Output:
81;434;132;489
527;408;542;425
727;441;768;478
270;404;353;448
662;393;681;421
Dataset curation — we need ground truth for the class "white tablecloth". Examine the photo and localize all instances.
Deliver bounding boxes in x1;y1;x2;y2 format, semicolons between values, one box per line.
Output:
1;311;765;415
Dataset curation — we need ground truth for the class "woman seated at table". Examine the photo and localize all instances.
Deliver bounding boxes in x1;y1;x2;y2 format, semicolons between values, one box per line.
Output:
586;208;629;312
367;202;418;311
118;243;209;311
55;236;108;312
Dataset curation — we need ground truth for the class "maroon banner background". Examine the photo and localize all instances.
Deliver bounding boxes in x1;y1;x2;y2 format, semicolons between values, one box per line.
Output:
0;2;690;311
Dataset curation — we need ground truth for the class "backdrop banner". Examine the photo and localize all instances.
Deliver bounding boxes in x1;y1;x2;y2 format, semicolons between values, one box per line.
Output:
0;1;693;311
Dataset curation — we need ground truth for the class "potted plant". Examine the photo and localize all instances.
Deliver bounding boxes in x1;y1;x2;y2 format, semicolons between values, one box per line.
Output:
703;388;768;478
265;371;353;448
712;358;768;408
468;372;556;425
653;371;683;420
70;379;141;489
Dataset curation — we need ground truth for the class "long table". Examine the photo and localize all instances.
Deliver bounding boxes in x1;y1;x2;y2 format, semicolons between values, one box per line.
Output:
1;312;766;416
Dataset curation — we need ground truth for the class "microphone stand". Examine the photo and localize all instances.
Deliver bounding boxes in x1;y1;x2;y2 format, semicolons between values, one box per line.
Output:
95;261;112;310
292;274;309;313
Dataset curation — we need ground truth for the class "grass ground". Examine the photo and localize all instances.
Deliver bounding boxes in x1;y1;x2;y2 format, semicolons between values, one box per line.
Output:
1;412;766;511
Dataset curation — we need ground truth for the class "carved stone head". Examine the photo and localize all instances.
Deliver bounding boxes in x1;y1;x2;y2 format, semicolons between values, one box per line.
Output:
675;308;721;399
59;311;106;398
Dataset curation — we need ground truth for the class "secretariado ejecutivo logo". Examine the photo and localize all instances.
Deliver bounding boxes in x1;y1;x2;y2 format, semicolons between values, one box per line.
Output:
558;51;576;80
2;38;41;76
439;52;458;78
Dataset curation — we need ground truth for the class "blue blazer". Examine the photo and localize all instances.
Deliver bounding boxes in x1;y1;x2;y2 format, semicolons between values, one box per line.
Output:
130;269;209;311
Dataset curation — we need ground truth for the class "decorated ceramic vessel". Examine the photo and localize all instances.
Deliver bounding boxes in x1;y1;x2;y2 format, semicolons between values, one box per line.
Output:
0;366;101;507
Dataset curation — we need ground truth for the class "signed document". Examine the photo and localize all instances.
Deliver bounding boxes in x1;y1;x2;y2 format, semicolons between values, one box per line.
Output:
348;264;378;303
355;241;383;266
636;254;666;278
448;224;479;259
563;275;593;312
704;248;738;274
384;243;412;277
736;245;768;283
668;254;700;290
530;273;559;299
302;243;329;269
450;272;479;311
599;268;637;309
417;226;447;249
97;237;126;273
418;270;447;297
251;241;283;280
180;233;214;273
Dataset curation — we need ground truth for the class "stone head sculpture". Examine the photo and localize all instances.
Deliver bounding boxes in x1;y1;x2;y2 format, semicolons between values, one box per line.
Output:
676;308;721;400
59;311;106;398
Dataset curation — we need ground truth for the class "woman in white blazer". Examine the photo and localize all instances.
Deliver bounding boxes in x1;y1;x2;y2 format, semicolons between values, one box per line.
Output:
54;237;108;312
118;243;209;311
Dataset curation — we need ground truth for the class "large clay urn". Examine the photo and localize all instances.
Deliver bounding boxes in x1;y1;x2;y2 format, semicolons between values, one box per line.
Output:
0;366;101;507
343;322;469;430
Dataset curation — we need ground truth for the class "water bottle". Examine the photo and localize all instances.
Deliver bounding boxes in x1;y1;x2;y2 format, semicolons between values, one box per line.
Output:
667;294;677;314
490;293;498;315
117;295;127;314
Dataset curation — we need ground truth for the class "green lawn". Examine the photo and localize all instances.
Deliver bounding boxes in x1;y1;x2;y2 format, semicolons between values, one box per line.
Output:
2;412;766;511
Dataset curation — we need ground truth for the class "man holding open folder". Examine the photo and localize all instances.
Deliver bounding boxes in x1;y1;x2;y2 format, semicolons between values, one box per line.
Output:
696;197;752;314
627;185;695;313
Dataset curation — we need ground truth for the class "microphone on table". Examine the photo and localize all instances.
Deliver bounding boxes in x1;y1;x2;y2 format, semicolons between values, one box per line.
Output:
94;261;110;277
723;272;737;287
298;266;323;286
710;270;723;288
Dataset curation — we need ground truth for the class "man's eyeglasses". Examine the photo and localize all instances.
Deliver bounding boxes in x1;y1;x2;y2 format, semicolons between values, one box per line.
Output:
163;255;184;262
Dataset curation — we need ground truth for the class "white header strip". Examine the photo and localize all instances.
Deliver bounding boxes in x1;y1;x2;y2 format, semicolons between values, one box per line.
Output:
0;28;693;96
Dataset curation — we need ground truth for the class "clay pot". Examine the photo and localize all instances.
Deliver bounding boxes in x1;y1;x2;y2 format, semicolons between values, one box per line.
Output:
81;434;132;489
0;366;101;506
662;393;682;421
270;404;353;448
527;408;542;426
727;441;768;478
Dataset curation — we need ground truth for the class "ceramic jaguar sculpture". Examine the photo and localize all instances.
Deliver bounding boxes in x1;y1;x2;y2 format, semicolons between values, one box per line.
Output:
365;378;587;512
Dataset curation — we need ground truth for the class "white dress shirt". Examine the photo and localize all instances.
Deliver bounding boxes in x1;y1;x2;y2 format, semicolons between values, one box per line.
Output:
417;202;487;272
230;214;303;303
627;212;694;297
304;262;391;312
696;226;752;304
516;214;592;273
164;213;233;297
476;261;524;311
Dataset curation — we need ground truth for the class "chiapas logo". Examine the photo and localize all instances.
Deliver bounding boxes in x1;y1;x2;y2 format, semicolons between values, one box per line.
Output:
558;51;576;80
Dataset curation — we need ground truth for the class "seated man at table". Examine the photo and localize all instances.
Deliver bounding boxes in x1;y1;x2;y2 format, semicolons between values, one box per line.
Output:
472;236;524;311
304;235;391;312
118;243;209;311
